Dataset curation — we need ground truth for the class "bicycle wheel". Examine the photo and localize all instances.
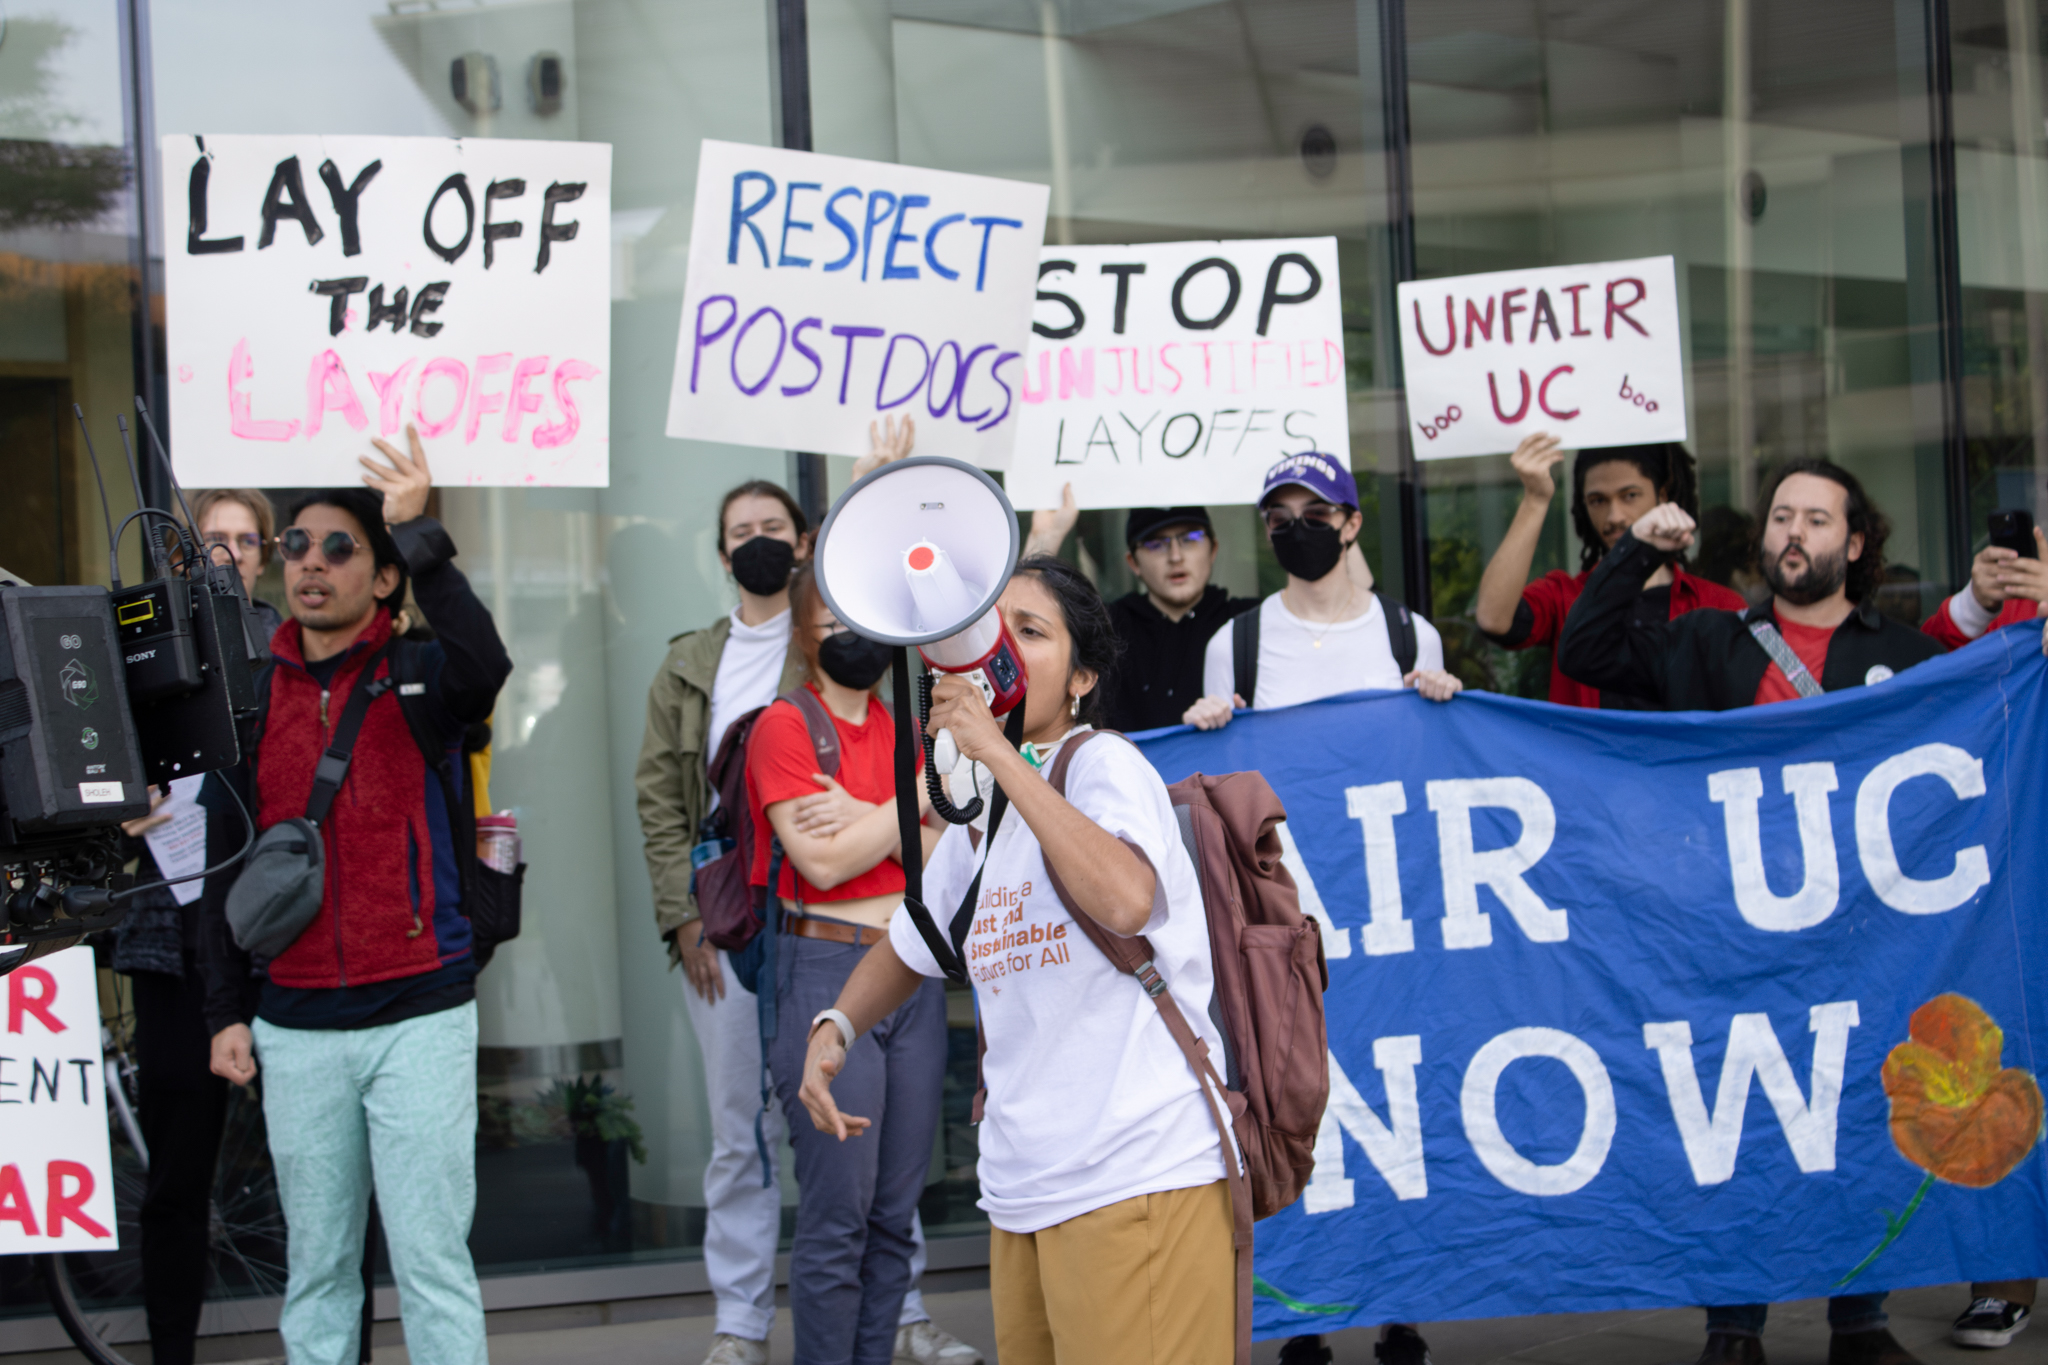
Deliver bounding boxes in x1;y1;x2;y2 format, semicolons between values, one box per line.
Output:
45;1080;289;1360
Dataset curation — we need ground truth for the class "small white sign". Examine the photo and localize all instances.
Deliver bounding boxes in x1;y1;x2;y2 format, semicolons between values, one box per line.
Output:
78;783;123;805
1396;256;1686;461
162;133;613;487
0;947;117;1253
666;141;1049;468
1006;238;1349;511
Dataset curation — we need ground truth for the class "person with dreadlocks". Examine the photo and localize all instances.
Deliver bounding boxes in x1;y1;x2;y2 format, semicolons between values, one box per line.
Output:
1474;433;1748;708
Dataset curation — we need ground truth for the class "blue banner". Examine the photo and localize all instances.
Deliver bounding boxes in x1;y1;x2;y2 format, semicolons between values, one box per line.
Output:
1132;624;2048;1336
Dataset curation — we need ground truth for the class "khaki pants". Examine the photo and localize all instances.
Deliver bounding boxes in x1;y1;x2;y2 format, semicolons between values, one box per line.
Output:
991;1181;1234;1365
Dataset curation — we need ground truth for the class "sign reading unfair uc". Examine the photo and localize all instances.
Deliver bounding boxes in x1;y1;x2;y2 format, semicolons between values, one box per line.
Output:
0;947;116;1255
162;133;613;488
666;142;1049;467
1397;256;1685;460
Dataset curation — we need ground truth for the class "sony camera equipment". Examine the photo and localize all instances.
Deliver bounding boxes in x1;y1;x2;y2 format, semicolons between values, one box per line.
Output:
0;399;264;974
1989;507;2038;560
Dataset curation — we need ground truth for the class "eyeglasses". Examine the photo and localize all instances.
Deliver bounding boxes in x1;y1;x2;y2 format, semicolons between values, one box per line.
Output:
813;621;852;638
203;531;265;552
1137;528;1210;554
1262;503;1349;534
275;528;364;565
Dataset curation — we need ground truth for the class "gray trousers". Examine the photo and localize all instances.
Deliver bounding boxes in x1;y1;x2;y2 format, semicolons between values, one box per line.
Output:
768;928;947;1365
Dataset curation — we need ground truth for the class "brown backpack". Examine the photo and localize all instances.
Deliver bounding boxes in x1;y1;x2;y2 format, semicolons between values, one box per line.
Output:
1039;730;1330;1365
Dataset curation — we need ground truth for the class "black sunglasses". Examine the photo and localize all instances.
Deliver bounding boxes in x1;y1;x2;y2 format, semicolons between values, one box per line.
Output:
275;528;365;565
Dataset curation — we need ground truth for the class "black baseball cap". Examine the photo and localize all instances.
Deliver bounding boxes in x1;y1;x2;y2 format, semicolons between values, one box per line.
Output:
1125;506;1213;549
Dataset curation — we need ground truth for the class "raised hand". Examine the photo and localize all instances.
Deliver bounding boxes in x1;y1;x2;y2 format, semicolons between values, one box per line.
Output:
851;414;916;482
361;423;433;525
1025;482;1080;559
1631;502;1696;554
1509;431;1566;499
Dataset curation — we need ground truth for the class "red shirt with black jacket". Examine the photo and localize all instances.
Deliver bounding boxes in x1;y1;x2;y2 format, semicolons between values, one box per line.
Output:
1557;531;1945;710
1482;563;1748;708
198;517;512;1034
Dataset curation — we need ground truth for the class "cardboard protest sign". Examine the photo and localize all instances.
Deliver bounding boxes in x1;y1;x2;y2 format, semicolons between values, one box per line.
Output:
666;141;1048;467
163;134;612;487
0;947;116;1253
1007;238;1349;510
1397;256;1685;461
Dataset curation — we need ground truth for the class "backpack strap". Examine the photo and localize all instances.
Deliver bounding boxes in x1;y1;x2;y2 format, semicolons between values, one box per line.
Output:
1231;604;1260;705
386;640;476;910
1376;590;1418;676
1748;620;1825;698
778;686;842;778
303;641;397;826
1039;730;1254;1365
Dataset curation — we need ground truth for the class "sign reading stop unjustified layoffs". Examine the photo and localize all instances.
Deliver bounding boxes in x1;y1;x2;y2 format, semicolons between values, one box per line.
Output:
666;141;1049;467
163;133;612;488
0;947;116;1254
1007;237;1349;510
1397;256;1686;461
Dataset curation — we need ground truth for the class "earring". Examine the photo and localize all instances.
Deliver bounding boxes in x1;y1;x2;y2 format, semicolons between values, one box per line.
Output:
1070;695;1079;717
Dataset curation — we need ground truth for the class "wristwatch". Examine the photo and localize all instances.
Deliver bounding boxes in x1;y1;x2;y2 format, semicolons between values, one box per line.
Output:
810;1008;856;1048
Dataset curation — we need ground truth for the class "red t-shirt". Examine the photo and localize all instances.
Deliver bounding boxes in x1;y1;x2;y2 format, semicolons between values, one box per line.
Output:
744;685;904;904
1518;566;1749;707
1754;618;1835;705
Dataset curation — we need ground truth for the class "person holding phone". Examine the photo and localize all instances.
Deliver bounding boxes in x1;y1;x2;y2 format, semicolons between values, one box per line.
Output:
1921;512;2047;650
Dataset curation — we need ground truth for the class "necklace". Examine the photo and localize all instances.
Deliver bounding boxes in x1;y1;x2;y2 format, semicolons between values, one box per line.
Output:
1290;580;1356;648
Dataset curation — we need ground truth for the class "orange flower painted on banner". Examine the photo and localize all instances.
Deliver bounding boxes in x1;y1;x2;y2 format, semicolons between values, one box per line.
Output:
1881;994;2043;1189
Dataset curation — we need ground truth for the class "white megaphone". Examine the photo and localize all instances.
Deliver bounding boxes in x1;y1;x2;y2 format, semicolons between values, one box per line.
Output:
814;456;1027;823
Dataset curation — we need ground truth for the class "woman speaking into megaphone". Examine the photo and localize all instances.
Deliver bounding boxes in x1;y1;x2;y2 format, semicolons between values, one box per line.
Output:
799;557;1236;1365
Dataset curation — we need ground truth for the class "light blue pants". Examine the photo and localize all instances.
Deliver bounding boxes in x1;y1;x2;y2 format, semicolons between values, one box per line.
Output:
254;1002;486;1365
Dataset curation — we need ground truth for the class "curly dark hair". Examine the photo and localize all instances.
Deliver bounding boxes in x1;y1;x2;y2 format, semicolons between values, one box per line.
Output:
1011;553;1123;726
1572;443;1701;571
1754;459;1891;604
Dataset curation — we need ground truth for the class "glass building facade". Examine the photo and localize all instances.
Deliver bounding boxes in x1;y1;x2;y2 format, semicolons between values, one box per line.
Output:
1;0;2042;1346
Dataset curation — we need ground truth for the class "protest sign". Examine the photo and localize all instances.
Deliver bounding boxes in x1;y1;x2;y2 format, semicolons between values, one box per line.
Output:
1133;628;2047;1333
1006;238;1350;510
1397;256;1685;461
162;134;612;487
665;141;1048;467
0;947;116;1254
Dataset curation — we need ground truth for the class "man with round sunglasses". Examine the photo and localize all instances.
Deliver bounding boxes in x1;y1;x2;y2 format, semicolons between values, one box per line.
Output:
1098;507;1258;732
199;424;512;1365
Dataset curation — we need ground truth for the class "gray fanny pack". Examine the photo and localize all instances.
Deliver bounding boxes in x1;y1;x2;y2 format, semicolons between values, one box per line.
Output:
225;649;392;960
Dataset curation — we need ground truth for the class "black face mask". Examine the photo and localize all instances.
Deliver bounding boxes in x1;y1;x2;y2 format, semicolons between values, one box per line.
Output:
1268;518;1346;581
728;535;795;597
818;631;893;690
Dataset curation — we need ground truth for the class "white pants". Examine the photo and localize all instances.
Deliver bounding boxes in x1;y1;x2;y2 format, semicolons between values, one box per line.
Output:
683;948;930;1340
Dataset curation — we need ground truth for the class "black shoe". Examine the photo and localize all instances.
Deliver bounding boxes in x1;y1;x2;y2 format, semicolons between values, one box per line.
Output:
1954;1297;2031;1348
1277;1336;1331;1365
1827;1328;1924;1365
1695;1333;1766;1364
1375;1325;1433;1365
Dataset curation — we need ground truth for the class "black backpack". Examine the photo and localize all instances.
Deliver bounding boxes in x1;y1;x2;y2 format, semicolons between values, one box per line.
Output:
1232;591;1417;706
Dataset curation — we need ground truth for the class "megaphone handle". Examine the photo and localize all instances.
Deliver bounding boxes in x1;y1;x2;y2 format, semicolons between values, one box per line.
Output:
920;670;984;826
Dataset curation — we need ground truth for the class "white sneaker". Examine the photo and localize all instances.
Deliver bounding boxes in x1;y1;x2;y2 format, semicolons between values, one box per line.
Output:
704;1333;769;1365
895;1319;984;1364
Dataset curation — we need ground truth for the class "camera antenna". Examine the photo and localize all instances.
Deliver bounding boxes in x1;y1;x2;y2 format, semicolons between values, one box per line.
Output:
71;404;122;590
116;415;172;579
133;397;201;553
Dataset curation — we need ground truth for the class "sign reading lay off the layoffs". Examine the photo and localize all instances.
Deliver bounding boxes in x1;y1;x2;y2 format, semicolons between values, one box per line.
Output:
1397;256;1686;461
163;134;612;488
0;947;116;1254
666;141;1049;466
1007;238;1349;510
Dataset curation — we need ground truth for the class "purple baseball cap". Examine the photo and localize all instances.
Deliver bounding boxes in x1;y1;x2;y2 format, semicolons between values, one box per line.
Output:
1259;451;1359;509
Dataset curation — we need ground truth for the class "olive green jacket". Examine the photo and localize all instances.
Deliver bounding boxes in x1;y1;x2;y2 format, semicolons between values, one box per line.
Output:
634;614;803;964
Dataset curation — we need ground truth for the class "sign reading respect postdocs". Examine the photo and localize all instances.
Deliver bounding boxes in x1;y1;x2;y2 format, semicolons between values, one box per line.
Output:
1006;238;1349;510
1397;255;1686;460
0;947;116;1254
163;134;612;487
666;141;1049;466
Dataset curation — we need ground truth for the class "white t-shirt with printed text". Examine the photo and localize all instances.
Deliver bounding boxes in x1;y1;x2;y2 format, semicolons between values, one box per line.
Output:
888;731;1227;1233
1202;592;1444;710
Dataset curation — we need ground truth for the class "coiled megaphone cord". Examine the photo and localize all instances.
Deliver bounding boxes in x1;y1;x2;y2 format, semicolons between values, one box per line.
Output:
921;670;983;825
